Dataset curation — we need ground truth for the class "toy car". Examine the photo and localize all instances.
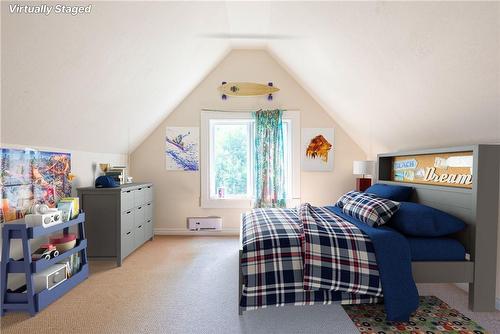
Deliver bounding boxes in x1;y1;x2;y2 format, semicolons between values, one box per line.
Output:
31;243;59;261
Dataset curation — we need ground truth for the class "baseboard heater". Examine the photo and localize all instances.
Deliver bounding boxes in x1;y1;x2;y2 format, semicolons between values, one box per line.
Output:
187;216;222;231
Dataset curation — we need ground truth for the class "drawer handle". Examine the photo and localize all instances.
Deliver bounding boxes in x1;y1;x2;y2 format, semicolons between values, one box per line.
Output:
126;231;131;235
138;188;142;190
126;211;131;214
138;206;142;210
147;220;151;223
147;203;151;206
138;225;142;228
126;190;131;193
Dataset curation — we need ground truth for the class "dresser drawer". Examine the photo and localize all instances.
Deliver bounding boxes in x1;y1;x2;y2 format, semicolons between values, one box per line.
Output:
145;202;153;220
121;189;134;212
144;185;153;203
145;218;153;240
121;229;134;258
134;205;145;227
134;186;145;207
121;209;134;233
134;224;146;249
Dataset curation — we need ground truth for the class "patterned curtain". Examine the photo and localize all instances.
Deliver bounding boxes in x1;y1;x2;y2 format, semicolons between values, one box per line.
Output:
253;109;286;208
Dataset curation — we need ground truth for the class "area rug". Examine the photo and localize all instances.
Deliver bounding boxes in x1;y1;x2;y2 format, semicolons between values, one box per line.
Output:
343;296;488;334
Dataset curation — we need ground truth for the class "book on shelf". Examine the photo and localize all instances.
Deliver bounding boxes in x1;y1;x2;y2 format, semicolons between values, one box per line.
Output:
58;197;79;219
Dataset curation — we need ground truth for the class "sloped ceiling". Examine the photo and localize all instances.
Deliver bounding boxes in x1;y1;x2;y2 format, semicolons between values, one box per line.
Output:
2;2;499;155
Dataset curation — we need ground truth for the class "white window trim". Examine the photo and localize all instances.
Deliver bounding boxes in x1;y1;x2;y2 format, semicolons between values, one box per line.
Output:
201;110;300;209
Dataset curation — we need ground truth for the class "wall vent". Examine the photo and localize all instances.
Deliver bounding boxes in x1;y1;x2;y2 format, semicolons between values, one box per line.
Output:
187;216;222;231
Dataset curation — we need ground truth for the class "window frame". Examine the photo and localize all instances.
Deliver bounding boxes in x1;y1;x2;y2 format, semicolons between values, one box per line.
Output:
201;110;300;209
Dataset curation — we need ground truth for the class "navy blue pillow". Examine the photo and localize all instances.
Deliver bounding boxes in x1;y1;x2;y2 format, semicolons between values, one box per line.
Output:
389;202;466;237
365;183;413;202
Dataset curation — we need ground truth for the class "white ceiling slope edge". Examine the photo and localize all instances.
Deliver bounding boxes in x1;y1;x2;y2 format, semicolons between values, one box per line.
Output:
2;2;499;156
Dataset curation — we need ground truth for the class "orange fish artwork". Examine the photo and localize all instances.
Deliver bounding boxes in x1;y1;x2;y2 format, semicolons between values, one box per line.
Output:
306;135;332;163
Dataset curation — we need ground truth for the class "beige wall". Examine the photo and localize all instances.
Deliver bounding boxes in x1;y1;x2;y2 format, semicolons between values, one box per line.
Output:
130;50;366;232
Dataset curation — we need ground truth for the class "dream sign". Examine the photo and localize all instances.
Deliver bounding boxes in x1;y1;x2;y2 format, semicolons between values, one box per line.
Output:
391;151;473;189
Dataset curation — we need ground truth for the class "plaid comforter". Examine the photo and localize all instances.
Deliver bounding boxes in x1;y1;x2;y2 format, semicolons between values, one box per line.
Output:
240;204;383;310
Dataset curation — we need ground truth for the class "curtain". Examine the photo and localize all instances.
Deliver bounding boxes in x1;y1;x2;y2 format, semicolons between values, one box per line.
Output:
253;109;286;208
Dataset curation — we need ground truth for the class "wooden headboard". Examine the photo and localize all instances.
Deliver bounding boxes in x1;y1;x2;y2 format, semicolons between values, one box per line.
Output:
376;145;500;310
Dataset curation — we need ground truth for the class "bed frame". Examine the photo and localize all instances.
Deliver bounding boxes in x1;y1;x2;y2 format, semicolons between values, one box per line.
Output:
378;145;499;312
238;144;499;314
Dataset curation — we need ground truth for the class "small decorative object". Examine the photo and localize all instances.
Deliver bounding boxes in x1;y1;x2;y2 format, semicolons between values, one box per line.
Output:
353;160;375;191
31;243;59;261
218;82;280;100
104;165;127;184
49;233;77;252
301;128;334;171
99;163;111;174
217;186;225;199
165;127;199;171
126;176;133;183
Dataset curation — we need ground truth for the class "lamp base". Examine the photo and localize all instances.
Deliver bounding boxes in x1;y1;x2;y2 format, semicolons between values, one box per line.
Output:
356;178;372;192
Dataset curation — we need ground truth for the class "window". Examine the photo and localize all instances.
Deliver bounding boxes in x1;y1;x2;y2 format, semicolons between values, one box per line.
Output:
211;120;252;199
201;111;300;208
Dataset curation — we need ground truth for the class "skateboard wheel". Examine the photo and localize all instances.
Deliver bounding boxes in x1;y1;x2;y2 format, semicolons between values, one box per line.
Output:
268;82;273;86
222;94;227;100
222;81;227;85
268;94;273;101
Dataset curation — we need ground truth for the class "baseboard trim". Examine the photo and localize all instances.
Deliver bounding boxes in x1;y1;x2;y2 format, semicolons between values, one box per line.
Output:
154;228;239;236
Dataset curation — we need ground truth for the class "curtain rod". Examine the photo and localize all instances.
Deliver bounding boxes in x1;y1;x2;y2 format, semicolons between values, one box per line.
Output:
201;108;299;112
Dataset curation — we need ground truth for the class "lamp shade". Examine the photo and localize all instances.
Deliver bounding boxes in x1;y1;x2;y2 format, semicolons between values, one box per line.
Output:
353;160;375;176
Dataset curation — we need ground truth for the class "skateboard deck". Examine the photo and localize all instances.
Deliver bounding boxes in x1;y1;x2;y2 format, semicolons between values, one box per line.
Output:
219;82;279;97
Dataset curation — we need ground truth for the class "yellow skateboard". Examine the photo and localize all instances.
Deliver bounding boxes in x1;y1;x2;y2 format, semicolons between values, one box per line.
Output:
219;82;279;100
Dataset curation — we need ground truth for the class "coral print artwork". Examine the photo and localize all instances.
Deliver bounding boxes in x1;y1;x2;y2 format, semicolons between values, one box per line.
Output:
0;148;72;223
301;128;334;171
165;127;199;171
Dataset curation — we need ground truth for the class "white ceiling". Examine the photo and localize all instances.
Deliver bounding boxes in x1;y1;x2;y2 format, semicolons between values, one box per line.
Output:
2;1;499;155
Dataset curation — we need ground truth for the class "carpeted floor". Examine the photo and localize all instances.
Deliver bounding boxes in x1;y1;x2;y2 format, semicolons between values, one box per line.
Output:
1;236;499;334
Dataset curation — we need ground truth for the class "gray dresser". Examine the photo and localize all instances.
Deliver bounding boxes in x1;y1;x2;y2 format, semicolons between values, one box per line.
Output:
77;183;153;266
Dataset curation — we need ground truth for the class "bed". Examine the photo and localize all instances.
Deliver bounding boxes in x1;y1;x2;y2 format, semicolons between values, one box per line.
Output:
238;145;500;319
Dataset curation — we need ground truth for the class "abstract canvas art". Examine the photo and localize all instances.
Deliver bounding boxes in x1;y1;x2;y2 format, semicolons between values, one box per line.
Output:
165;127;199;171
301;128;334;171
0;148;72;223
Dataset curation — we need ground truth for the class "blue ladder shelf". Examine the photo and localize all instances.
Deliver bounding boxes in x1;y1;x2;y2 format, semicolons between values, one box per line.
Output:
1;213;89;316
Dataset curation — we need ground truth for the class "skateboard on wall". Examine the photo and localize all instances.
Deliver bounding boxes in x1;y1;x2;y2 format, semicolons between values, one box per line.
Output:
219;82;280;100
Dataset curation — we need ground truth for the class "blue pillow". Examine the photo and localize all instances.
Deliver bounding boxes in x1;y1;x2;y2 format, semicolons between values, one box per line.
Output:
389;202;466;237
365;183;413;202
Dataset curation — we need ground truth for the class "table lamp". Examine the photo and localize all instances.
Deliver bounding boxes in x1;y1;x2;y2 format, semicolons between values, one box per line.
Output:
353;160;375;192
